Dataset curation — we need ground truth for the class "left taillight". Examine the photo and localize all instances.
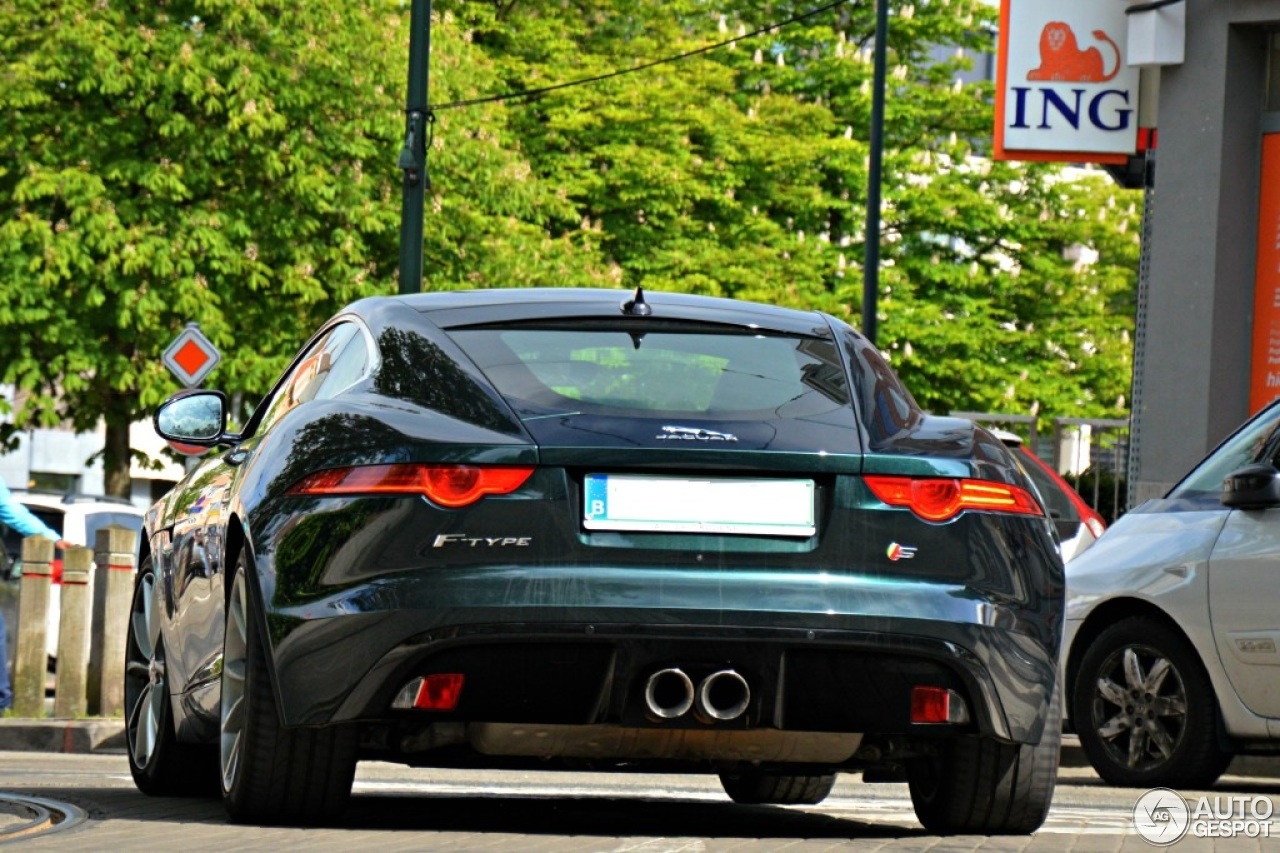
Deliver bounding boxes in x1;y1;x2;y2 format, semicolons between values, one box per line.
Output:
286;463;534;508
864;475;1043;523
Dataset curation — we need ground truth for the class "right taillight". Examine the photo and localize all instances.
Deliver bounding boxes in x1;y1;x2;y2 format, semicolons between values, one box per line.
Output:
864;475;1043;523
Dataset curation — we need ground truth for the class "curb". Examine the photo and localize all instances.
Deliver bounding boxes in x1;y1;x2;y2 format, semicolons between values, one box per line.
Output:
1059;734;1280;779
0;719;126;754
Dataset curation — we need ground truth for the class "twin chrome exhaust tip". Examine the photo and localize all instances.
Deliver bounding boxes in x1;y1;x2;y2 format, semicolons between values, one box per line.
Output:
643;667;750;723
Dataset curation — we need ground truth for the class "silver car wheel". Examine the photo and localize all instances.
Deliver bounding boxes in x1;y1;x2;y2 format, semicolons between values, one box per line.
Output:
220;569;249;793
1090;643;1188;771
125;570;164;769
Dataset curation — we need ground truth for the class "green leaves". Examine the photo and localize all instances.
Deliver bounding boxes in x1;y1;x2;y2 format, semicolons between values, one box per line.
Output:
0;0;1139;495
440;0;1138;426
0;0;409;484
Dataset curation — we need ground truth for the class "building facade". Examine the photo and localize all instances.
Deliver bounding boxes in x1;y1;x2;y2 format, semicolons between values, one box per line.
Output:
0;386;183;509
1130;1;1280;501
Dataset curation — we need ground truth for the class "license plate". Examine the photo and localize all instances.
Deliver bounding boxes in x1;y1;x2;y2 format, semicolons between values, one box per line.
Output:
583;474;815;536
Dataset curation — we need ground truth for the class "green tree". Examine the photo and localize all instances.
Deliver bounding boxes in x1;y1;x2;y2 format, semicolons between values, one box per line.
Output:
444;0;1139;425
1;0;1139;499
883;162;1139;421
0;0;600;496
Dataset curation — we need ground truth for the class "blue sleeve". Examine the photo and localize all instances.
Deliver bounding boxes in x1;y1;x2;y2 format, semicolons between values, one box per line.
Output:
0;479;61;541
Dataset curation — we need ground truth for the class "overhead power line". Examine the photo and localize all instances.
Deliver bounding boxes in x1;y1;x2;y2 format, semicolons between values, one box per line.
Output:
431;0;851;111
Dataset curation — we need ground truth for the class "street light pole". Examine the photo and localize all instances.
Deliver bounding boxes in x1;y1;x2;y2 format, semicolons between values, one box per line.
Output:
861;0;888;345
398;0;432;295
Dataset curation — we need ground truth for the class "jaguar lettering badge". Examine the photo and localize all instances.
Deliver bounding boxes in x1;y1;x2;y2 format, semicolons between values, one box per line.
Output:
433;534;532;548
656;426;739;442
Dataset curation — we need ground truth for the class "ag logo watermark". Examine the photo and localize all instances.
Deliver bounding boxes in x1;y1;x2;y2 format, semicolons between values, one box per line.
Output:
1134;788;1276;844
1133;788;1189;845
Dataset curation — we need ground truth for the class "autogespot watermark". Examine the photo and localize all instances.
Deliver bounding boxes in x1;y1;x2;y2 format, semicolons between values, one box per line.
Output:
1133;788;1277;845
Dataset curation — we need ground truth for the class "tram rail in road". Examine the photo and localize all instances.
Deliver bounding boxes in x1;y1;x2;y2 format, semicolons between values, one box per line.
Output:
0;793;88;843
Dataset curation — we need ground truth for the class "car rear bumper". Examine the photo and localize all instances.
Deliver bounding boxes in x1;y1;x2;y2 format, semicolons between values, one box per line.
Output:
261;568;1059;746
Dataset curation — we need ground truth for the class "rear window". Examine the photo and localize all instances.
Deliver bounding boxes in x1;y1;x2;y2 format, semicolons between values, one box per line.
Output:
448;327;852;421
1013;452;1080;523
84;511;144;548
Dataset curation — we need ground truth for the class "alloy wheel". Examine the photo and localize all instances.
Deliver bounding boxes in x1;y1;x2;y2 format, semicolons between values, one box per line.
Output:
125;571;164;769
1089;643;1188;772
220;571;249;793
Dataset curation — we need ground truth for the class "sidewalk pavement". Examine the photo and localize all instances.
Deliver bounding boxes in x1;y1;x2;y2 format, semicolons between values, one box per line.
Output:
0;718;126;754
1;719;1278;780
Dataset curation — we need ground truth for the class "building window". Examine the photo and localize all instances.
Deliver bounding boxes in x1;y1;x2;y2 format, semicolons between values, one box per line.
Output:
28;472;77;493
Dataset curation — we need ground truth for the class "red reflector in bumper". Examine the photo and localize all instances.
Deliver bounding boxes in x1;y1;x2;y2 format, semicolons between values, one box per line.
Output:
391;673;465;711
910;686;971;725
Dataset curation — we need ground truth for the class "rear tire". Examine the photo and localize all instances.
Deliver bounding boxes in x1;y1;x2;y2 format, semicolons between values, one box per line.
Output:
907;684;1061;834
220;555;357;824
719;770;836;805
124;558;217;797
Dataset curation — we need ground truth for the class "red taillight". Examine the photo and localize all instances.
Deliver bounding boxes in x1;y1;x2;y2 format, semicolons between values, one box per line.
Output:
287;463;533;508
864;475;1042;522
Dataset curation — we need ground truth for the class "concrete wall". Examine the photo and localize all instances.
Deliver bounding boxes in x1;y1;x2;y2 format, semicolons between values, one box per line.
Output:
1132;1;1277;502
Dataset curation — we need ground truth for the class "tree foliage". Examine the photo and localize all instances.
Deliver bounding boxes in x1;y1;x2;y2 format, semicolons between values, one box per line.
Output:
447;0;1139;420
1;0;404;491
0;0;1139;497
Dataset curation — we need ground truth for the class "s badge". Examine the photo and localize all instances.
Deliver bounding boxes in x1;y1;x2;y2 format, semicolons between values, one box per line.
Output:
886;543;918;561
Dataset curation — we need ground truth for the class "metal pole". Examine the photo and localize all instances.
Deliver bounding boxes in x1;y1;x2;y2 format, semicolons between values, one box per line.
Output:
398;0;432;295
861;0;889;345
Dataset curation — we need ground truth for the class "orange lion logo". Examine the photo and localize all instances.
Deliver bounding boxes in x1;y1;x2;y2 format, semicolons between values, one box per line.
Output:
1026;22;1120;83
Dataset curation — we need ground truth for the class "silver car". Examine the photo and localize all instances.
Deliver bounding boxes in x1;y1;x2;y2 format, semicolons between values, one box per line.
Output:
1062;398;1280;788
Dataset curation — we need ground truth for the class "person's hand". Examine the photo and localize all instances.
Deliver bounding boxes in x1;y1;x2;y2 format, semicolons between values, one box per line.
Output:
56;539;75;550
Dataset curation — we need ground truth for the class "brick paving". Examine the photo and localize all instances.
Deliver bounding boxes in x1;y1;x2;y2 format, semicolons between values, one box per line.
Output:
3;751;1279;851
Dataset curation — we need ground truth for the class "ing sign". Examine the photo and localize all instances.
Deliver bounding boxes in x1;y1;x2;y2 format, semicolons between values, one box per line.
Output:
995;0;1140;164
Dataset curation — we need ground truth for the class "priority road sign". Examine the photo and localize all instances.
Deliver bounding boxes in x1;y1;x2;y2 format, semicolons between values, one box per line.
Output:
163;323;221;388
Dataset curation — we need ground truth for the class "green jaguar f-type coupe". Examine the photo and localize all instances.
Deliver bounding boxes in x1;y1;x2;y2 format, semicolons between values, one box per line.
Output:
127;288;1064;834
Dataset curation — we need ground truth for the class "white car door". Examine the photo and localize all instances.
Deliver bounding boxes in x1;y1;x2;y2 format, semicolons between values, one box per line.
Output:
1207;507;1280;718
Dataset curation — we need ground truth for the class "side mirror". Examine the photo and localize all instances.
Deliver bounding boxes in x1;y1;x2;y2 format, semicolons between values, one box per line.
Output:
1222;463;1280;510
154;389;229;446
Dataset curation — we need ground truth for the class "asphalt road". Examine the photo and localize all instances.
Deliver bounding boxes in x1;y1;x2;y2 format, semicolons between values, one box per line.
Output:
3;752;1280;851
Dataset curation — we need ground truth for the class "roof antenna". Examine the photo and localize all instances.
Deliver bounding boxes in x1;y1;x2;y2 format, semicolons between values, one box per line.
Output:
621;286;652;317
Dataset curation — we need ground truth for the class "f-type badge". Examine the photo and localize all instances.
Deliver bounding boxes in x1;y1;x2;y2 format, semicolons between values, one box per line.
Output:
886;543;918;561
433;534;532;548
656;426;739;442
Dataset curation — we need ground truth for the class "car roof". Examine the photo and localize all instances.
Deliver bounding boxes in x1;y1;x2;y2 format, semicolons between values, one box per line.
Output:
11;491;143;514
350;288;836;338
990;428;1024;447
